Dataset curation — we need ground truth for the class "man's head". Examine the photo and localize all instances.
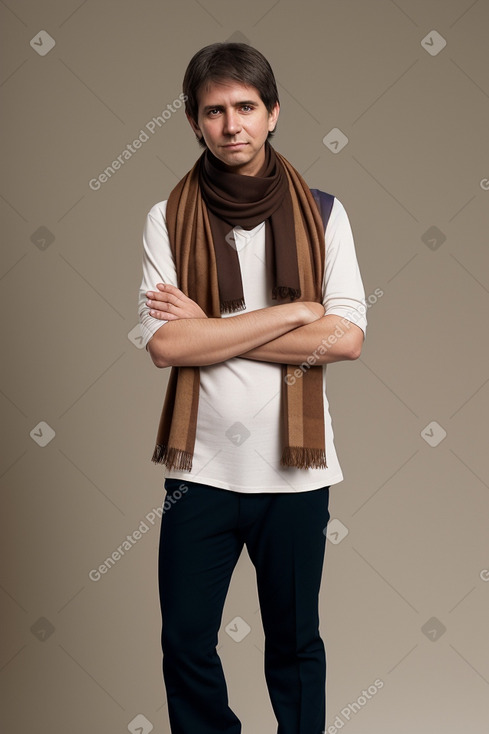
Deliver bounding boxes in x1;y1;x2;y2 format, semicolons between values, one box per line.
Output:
183;43;280;139
183;43;280;175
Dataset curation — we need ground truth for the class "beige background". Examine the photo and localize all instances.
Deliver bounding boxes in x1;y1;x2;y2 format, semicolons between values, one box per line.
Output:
1;1;488;732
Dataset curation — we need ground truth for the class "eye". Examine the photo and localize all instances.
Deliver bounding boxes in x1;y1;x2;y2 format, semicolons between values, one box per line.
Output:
240;105;253;112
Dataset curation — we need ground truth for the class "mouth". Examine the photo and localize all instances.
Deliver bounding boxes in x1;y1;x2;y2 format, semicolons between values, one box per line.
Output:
222;142;247;149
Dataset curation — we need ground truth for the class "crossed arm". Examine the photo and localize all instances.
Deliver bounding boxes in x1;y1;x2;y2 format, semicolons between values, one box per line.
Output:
145;283;364;369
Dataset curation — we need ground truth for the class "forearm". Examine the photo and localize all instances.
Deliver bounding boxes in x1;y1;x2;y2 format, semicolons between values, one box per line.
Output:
148;302;321;368
239;315;364;365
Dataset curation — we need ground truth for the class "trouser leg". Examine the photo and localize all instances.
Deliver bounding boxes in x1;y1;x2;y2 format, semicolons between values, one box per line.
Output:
244;487;331;734
158;480;243;734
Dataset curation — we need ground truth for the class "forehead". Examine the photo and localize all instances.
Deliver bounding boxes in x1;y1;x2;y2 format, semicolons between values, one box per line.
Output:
197;80;263;110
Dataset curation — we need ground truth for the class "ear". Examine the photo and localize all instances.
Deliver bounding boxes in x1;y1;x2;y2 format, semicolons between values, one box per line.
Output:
186;112;202;140
268;102;280;133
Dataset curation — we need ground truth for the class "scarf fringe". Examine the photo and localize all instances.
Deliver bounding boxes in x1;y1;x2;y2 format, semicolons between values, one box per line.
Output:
220;297;246;313
151;444;193;471
281;446;327;470
273;286;301;301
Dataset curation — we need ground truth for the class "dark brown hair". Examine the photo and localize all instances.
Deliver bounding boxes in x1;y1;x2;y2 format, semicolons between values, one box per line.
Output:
183;43;279;147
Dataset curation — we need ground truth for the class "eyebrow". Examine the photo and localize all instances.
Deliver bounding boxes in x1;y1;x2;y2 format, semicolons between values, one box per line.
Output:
202;100;258;112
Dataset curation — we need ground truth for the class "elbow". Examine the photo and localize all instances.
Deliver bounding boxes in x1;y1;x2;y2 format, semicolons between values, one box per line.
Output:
340;322;364;361
346;344;362;361
345;333;364;361
319;318;365;363
147;335;171;369
151;349;172;369
146;323;179;368
329;328;363;362
153;354;170;369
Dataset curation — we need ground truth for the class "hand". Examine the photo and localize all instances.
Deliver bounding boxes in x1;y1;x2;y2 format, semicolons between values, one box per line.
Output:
146;283;208;321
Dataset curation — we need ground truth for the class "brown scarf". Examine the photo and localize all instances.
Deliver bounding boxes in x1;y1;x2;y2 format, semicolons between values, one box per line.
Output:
151;142;327;472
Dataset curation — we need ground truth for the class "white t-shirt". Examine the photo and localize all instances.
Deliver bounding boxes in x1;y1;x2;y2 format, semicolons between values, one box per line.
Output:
138;196;367;492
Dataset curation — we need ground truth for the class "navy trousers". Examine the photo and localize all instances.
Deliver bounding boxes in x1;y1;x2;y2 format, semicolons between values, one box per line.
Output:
158;478;331;734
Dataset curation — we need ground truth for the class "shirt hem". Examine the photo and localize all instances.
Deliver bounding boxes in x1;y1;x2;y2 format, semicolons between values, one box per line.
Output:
164;471;344;493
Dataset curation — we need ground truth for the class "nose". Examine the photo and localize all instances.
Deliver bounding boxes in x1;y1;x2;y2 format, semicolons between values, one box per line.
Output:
223;109;241;135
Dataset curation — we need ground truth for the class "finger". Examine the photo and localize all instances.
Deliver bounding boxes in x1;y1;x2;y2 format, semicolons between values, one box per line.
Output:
149;288;188;307
155;283;186;298
148;309;164;320
146;292;182;310
162;287;193;308
147;284;199;316
149;307;179;321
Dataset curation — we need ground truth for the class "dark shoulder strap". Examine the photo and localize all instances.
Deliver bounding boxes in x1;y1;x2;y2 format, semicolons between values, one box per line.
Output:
310;188;335;233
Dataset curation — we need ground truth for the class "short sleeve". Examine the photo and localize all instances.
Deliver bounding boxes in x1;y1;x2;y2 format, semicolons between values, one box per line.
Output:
137;200;179;350
322;197;367;336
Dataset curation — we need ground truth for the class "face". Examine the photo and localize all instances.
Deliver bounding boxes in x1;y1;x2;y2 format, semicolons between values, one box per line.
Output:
187;80;280;176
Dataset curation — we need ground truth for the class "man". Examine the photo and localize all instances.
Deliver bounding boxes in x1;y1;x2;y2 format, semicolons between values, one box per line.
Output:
138;42;367;734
